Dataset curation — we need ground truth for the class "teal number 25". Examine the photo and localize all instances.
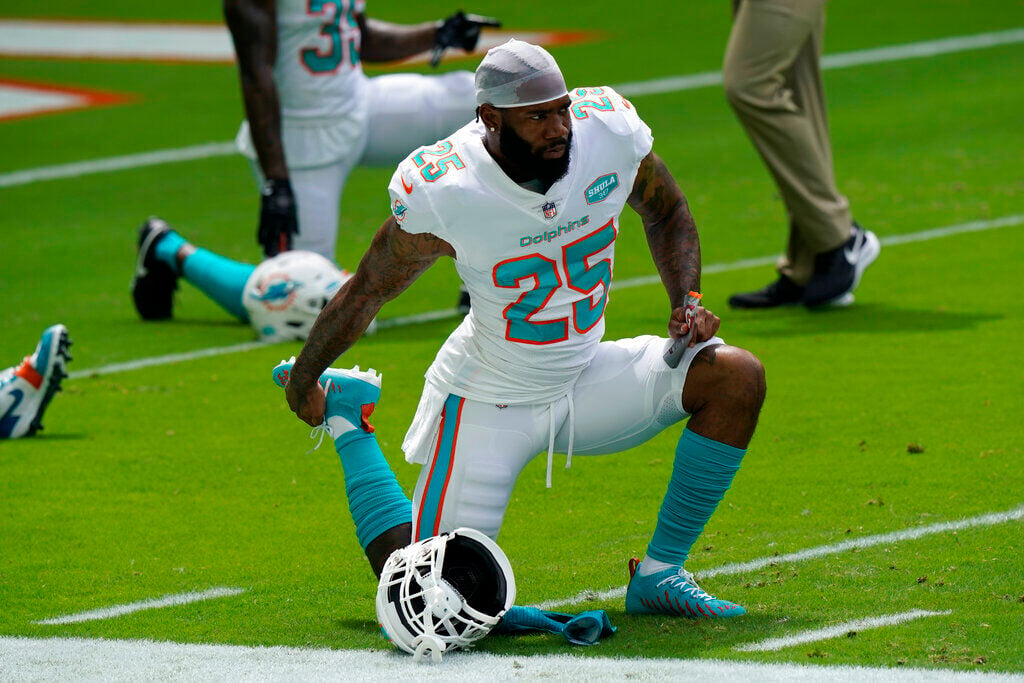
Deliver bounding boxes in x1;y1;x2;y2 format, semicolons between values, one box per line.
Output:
493;220;617;344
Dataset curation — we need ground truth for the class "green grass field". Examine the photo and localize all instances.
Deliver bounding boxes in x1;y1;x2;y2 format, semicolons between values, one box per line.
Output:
2;0;1022;677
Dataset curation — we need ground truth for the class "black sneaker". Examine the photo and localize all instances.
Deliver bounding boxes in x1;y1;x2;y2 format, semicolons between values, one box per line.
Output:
803;222;880;308
457;285;471;314
728;275;804;309
131;217;178;320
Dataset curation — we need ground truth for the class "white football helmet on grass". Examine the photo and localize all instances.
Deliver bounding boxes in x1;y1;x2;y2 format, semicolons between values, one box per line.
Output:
376;527;516;662
243;251;349;341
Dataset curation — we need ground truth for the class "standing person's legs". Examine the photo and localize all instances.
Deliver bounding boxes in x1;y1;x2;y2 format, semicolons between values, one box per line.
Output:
723;0;850;285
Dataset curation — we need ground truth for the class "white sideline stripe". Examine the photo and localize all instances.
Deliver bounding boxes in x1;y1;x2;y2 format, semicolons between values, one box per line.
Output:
32;587;246;626
66;213;1024;380
0;141;237;189
2;28;1022;190
2;636;1018;682
534;503;1024;610
614;28;1024;97
734;609;952;652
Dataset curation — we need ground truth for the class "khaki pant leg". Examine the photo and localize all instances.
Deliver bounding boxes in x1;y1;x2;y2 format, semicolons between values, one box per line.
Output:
723;0;851;284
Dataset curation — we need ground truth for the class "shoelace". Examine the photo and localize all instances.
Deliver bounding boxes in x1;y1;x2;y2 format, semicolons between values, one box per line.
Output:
305;379;334;454
656;569;717;600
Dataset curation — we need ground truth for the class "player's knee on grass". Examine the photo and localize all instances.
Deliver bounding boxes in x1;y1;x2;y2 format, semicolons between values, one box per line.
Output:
682;345;766;445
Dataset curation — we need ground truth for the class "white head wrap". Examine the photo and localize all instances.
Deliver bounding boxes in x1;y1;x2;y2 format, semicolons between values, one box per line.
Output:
475;39;569;108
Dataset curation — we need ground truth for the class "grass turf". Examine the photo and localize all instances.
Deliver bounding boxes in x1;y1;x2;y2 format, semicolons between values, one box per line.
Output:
1;0;1022;674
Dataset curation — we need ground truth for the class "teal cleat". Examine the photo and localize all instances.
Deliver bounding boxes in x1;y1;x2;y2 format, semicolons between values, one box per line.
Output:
272;357;381;434
624;557;746;618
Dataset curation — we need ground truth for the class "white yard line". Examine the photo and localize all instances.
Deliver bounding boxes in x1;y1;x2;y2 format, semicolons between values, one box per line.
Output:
66;213;1023;380
1;28;1022;189
614;28;1024;96
535;503;1024;610
615;213;1024;289
33;587;245;626
1;636;1017;682
734;609;952;652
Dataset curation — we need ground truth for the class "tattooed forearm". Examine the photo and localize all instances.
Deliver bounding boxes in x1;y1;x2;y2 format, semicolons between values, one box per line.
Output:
628;152;701;308
290;218;450;384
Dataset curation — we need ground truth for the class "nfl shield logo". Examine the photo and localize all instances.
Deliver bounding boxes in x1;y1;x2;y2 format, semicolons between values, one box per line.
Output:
542;202;557;219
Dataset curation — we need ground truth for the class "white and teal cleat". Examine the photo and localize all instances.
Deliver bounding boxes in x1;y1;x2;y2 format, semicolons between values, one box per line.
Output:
0;324;73;439
625;557;746;618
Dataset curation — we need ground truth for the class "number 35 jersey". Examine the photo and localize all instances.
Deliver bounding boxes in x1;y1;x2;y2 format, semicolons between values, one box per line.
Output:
387;87;654;405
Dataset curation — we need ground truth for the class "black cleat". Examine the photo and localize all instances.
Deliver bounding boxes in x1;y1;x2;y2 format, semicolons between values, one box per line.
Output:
131;217;179;320
803;222;880;308
728;275;804;309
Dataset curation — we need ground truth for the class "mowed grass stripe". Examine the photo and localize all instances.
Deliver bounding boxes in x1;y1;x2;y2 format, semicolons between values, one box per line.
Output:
66;213;1024;380
1;29;1021;189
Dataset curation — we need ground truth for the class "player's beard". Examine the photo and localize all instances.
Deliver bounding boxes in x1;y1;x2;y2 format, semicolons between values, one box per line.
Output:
499;124;572;187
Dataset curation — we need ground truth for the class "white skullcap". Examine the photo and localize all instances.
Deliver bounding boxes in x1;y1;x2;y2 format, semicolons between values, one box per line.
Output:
475;39;569;108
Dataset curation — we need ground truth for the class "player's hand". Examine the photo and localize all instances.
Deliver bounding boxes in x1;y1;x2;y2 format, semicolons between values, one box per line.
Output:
669;305;720;347
431;11;501;67
259;178;298;257
285;373;326;428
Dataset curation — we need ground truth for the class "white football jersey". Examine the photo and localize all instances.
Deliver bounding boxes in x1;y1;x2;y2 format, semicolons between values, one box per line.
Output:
274;0;368;120
388;87;654;404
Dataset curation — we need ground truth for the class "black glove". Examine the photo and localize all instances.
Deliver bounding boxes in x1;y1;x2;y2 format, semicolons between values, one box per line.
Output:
258;178;298;257
431;11;501;67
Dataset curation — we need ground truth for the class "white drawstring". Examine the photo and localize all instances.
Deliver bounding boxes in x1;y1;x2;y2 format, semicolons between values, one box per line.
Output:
565;392;575;473
545;404;555;488
545;392;576;489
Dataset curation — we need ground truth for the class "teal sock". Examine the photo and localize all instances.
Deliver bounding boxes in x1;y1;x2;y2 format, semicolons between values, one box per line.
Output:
334;429;412;551
180;247;256;322
646;429;746;565
153;230;187;271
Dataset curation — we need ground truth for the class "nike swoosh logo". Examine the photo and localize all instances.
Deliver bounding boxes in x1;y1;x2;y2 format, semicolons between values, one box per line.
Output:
843;232;864;265
400;175;414;194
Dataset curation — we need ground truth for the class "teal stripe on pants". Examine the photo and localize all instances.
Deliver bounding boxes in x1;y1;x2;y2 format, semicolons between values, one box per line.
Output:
416;394;464;541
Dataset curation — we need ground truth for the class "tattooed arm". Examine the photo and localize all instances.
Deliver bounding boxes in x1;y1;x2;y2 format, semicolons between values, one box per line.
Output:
285;217;455;426
627;151;719;344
